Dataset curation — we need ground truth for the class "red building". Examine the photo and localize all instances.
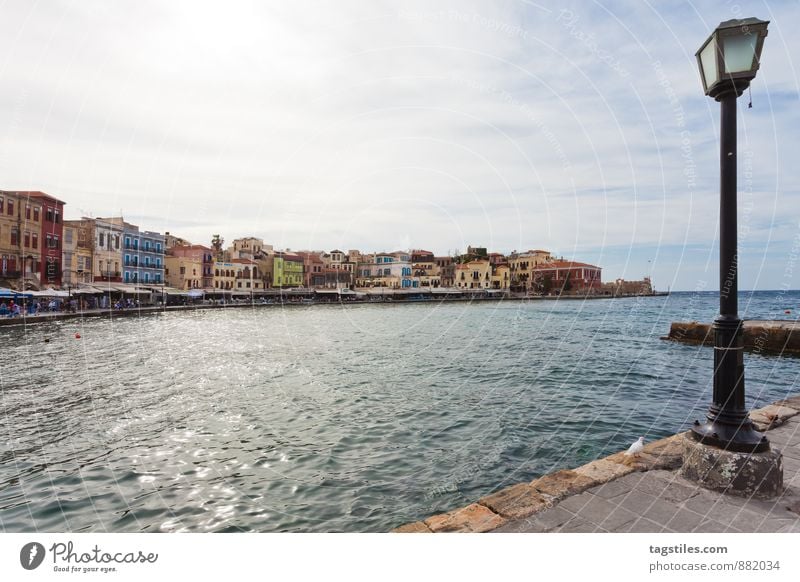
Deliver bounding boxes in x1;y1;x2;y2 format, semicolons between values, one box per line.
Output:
531;260;602;294
19;192;65;287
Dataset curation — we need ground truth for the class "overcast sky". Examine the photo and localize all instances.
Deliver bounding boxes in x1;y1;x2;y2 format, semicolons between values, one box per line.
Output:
1;0;798;290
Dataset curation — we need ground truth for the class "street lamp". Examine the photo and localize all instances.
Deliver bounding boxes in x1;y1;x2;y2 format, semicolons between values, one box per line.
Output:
691;18;769;453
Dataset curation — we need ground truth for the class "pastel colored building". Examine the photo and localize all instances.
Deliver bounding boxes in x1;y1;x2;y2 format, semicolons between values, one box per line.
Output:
62;221;93;287
454;259;492;289
122;222;165;285
93;217;124;283
166;244;214;289
272;253;304;288
0;190;42;289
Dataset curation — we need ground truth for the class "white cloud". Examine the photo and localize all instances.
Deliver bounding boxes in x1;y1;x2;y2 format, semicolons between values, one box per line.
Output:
0;0;798;288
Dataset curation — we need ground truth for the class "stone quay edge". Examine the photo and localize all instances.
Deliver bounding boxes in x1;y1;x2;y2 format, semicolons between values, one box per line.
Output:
391;395;800;533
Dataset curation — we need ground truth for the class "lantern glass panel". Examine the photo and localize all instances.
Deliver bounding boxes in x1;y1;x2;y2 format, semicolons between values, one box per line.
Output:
722;33;757;74
699;40;719;87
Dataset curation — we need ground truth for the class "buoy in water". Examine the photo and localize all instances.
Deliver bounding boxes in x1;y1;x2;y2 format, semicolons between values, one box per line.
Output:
75;333;81;339
786;310;791;314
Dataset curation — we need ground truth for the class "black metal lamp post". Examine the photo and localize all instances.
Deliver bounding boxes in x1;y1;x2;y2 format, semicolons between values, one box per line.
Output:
691;18;770;453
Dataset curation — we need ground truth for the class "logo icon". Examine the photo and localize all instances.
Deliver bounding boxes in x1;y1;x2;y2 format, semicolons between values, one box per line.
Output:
20;542;46;570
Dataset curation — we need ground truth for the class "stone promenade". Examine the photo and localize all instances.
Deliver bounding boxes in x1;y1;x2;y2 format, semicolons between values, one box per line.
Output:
393;396;800;533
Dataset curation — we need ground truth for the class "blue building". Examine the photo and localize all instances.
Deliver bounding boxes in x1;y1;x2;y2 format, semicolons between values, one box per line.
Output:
122;221;164;285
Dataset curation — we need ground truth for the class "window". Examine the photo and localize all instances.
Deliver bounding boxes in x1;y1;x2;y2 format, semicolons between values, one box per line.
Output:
46;208;54;222
144;273;150;283
10;228;18;246
125;254;130;266
65;229;72;244
8;200;14;215
155;274;161;283
54;210;60;223
24;232;30;248
114;235;119;250
179;266;186;275
26;205;31;220
33;207;39;221
125;272;130;283
99;233;105;247
0;197;3;212
125;237;131;248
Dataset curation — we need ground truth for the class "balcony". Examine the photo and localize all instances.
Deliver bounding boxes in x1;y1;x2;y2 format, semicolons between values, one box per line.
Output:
99;271;121;278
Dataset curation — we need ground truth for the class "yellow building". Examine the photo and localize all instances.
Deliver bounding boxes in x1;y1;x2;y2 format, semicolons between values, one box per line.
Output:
213;259;263;292
454;259;492;289
491;264;510;290
165;255;204;289
0;190;43;289
508;249;552;291
273;253;304;288
62;221;93;286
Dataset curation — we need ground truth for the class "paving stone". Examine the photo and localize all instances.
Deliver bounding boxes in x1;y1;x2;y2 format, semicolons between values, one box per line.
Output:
391;521;432;533
664;508;706;532
754;518;797;533
478;483;551;520
693;520;736;533
777;521;800;533
531;470;597;500
612;489;661;515
587;477;636;499
572;497;638;531
640;498;684;526
627;470;703;503
574;458;635;484
614;517;665;533
424;503;506;533
525;505;575;532
558;517;604;533
557;492;594;514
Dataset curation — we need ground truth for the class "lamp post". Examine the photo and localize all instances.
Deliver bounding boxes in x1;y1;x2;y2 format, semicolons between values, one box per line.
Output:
691;18;770;453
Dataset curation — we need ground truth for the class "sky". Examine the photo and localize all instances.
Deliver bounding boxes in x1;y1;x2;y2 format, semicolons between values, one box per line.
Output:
0;0;798;290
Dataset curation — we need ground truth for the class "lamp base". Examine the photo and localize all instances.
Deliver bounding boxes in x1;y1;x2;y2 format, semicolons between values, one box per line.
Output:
690;419;770;453
681;435;783;500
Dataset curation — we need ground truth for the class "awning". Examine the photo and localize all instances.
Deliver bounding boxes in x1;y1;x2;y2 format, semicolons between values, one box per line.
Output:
187;289;204;298
0;287;32;299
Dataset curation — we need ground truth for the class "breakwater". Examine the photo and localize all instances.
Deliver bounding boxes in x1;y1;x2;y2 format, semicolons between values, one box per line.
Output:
664;320;800;356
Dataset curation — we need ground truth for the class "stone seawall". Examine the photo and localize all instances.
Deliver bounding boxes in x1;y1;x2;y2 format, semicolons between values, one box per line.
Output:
391;396;800;533
664;320;800;357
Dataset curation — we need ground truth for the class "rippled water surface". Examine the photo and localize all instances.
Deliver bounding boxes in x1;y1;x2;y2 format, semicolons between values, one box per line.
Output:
2;291;799;532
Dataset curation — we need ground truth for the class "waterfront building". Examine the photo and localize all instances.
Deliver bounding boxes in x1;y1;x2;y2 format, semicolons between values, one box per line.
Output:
213;259;263;292
454;259;492;290
22;191;65;288
230;237;271;260
62;221;93;287
0;190;42;290
434;256;455;288
320;249;352;288
355;252;416;288
166;244;214;289
508;249;553;292
296;251;325;287
165;254;203;290
93;217;124;283
491;263;511;290
122;221;165;285
530;260;602;294
411;250;440;288
272;252;304;288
